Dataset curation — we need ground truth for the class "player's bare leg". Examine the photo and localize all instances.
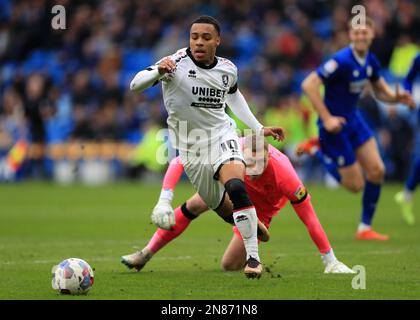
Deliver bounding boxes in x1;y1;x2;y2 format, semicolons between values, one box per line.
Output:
356;138;385;185
337;163;365;193
218;160;262;279
221;235;247;271
354;137;389;240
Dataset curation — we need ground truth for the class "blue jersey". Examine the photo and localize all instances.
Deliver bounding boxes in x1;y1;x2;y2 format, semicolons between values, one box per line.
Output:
403;53;420;93
316;46;382;118
403;53;420;127
315;46;381;167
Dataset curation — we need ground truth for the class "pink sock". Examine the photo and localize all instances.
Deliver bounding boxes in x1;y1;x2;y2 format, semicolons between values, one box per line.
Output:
146;206;193;253
162;157;184;190
292;195;332;254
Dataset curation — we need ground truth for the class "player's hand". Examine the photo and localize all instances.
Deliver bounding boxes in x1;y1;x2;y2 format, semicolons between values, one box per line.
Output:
323;116;346;134
395;84;416;110
151;199;175;230
157;58;176;75
261;127;285;141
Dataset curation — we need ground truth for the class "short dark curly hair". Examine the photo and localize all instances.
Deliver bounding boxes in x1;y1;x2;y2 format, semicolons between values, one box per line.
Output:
190;15;221;35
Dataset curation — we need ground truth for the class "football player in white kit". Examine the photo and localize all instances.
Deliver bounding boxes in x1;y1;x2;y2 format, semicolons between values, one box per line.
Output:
124;16;284;278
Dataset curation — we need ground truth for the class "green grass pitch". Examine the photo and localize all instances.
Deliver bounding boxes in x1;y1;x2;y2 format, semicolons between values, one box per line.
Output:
0;181;419;300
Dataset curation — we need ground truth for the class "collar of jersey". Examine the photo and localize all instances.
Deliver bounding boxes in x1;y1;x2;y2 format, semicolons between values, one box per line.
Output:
186;48;218;69
349;44;367;66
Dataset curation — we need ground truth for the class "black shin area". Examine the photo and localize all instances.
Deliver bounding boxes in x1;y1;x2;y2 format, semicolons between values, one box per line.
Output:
224;178;253;211
214;192;235;225
181;203;198;220
220;214;234;225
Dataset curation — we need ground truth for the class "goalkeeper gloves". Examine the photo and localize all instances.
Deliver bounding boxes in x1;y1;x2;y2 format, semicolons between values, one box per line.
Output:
151;198;175;230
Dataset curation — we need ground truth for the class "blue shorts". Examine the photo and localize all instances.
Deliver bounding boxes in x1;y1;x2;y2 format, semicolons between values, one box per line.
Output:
318;111;373;167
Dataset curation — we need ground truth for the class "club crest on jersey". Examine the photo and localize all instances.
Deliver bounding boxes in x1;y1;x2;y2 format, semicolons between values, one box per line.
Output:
222;74;229;87
294;186;307;200
322;59;338;77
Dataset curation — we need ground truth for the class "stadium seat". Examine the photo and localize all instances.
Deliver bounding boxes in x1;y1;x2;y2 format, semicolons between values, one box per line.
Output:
234;32;261;60
312;18;333;39
122;49;153;71
120;49;154;91
21;50;56;75
293;70;309;94
0;62;17;85
118;69;136;89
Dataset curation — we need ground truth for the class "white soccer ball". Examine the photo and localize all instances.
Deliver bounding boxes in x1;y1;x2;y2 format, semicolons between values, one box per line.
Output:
52;258;94;295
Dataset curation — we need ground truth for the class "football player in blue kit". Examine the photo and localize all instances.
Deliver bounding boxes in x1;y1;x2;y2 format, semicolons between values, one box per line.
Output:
395;53;420;225
296;17;415;240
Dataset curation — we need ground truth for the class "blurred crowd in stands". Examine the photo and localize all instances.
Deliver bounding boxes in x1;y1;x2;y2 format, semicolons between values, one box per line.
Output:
0;0;419;183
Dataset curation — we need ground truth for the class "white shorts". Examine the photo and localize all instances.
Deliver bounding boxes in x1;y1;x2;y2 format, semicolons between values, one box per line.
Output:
179;128;244;210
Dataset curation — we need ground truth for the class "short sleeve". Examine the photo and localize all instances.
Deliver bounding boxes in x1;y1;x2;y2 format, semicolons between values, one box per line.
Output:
228;64;238;94
316;58;342;83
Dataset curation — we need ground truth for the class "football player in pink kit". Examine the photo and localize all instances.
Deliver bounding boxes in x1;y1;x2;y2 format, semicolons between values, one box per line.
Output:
121;136;354;273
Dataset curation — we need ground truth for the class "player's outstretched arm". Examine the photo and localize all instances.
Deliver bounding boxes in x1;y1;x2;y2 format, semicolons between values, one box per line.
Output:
372;78;416;110
261;127;285;141
151;156;184;230
130;58;176;92
403;55;420;94
225;89;263;133
290;191;355;273
301;72;346;133
226;89;284;141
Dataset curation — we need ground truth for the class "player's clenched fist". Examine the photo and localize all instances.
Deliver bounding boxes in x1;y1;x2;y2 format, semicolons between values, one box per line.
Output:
151;199;175;230
158;58;176;75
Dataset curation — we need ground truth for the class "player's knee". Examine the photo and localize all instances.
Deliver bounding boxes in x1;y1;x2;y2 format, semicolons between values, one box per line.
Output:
366;163;385;183
221;258;242;271
224;178;252;210
346;179;365;193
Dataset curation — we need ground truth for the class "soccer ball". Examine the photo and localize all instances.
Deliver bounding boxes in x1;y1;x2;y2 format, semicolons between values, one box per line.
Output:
52;258;94;295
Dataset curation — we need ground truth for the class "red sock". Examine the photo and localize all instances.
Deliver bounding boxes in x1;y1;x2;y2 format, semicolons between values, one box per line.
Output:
146;206;193;253
292;195;331;254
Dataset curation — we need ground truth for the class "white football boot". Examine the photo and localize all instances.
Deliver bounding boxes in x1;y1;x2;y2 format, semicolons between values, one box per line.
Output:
121;248;153;271
324;260;356;274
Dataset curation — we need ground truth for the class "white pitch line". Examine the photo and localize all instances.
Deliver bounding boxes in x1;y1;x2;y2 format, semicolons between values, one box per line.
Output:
0;256;193;266
0;240;151;248
366;249;403;255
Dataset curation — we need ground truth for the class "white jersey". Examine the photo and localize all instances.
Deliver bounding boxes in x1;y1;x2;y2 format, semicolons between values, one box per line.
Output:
152;47;239;152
